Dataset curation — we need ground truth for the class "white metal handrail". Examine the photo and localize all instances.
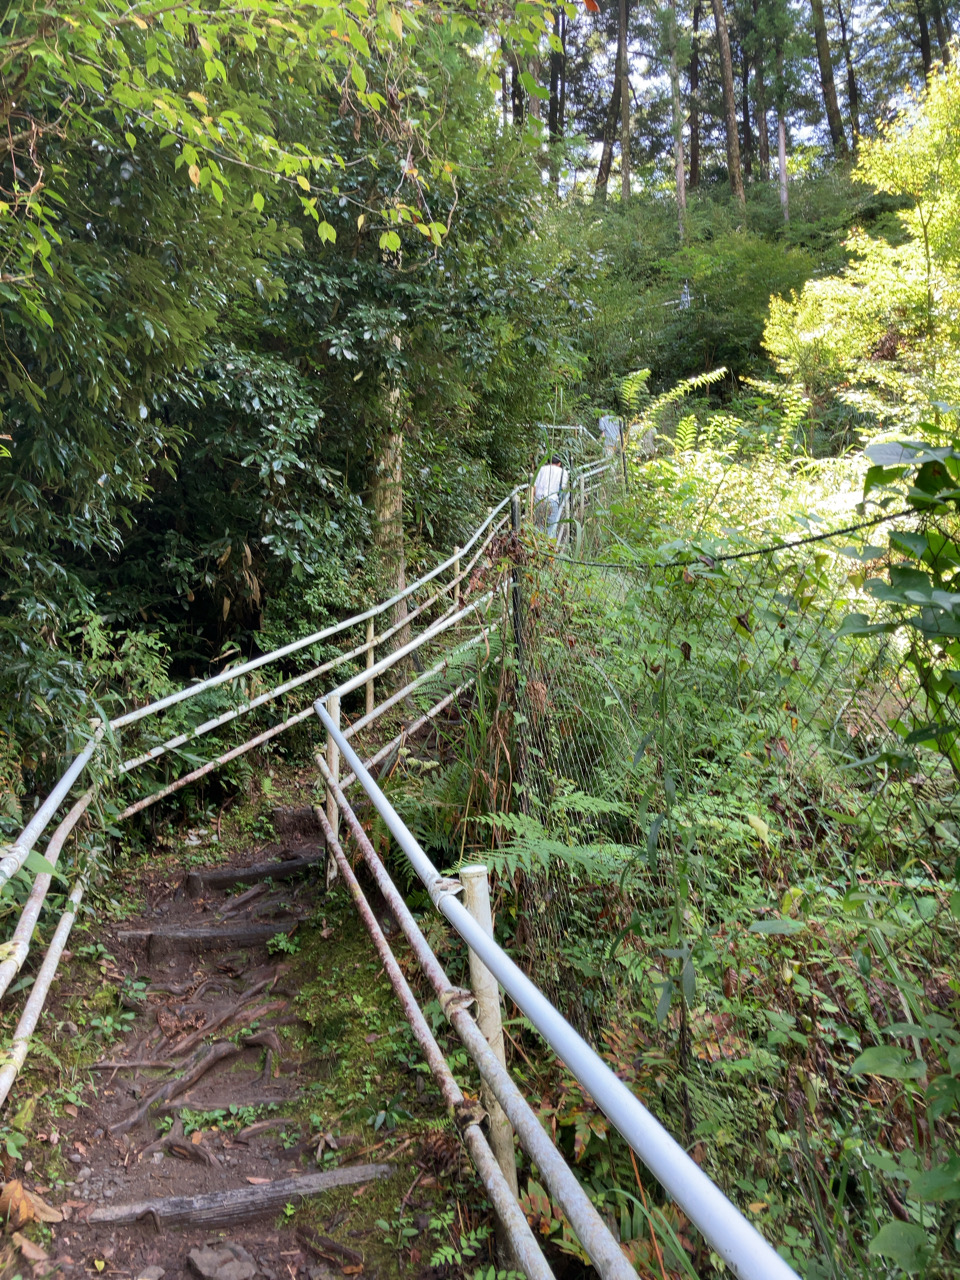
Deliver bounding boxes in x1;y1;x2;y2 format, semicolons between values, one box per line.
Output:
315;701;800;1280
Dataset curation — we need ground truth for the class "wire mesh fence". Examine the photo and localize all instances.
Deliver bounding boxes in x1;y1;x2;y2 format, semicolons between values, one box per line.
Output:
433;502;960;1271
485;511;960;1023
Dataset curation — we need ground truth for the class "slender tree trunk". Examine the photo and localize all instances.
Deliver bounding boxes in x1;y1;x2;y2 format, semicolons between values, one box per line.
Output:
741;48;753;182
527;56;542;120
668;0;687;236
833;0;860;143
755;59;770;176
548;9;563;186
915;0;934;74
595;44;623;200
372;404;408;647
751;0;770;177
689;0;702;188
810;0;849;157
776;38;789;222
558;10;567;134
510;53;525;126
711;0;745;202
619;0;632;200
931;0;951;62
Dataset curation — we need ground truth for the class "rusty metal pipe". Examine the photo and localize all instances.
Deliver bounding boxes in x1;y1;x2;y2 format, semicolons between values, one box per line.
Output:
314;806;554;1280
315;756;636;1280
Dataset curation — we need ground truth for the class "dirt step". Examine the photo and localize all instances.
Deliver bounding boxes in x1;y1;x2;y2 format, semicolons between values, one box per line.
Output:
184;847;326;898
271;806;324;839
119;920;303;962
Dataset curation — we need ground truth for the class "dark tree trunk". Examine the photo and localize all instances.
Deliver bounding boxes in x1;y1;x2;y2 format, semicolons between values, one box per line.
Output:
741;47;753;181
711;0;745;202
619;0;632;199
931;0;952;61
558;10;567;133
755;64;770;175
689;0;702;187
668;0;687;236
549;10;561;138
810;0;849;157
595;45;623;200
510;54;525;125
752;0;770;177
833;0;860;142
915;0;934;73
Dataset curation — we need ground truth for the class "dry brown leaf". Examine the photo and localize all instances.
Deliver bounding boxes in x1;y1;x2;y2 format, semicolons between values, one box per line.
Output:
341;1268;363;1276
190;1132;204;1145
24;1188;62;1223
245;1177;270;1185
63;1104;78;1118
0;1180;34;1228
11;1231;48;1262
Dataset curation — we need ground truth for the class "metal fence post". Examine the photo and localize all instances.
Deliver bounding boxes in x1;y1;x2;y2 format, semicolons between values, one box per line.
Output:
365;619;375;717
460;864;519;1200
325;692;341;886
453;545;461;623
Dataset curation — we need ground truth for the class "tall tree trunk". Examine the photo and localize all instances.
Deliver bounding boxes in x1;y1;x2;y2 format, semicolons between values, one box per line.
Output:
595;44;623;200
619;0;632;199
372;399;408;648
668;0;687;236
558;10;567;134
548;9;563;187
711;0;746;202
755;60;770;175
931;0;951;62
689;0;702;188
915;0;934;74
833;0;860;143
510;53;525;126
776;38;789;222
527;56;542;120
810;0;849;157
741;47;754;182
751;0;770;177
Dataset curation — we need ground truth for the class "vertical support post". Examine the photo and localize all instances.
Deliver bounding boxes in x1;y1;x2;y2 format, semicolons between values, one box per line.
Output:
453;545;461;626
510;499;524;667
365;619;375;717
619;419;629;493
579;471;586;522
460;864;519;1200
325;692;341;887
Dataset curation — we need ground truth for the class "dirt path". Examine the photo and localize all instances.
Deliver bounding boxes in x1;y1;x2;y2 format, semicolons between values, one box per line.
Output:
5;799;476;1280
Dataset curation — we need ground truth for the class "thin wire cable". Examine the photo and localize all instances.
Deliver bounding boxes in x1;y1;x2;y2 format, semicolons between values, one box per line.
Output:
553;506;914;570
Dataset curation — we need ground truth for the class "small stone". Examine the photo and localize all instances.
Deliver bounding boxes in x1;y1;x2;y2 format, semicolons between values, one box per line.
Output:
77;1167;91;1181
93;1128;104;1139
187;1246;256;1280
68;1153;82;1165
137;1268;166;1280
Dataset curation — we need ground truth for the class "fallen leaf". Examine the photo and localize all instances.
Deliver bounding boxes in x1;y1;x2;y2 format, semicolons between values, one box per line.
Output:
748;1202;768;1213
191;1132;204;1146
11;1232;48;1262
0;1181;34;1227
319;928;334;940
94;1261;105;1272
246;1177;271;1185
63;1104;78;1118
25;1188;62;1223
342;1268;363;1276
